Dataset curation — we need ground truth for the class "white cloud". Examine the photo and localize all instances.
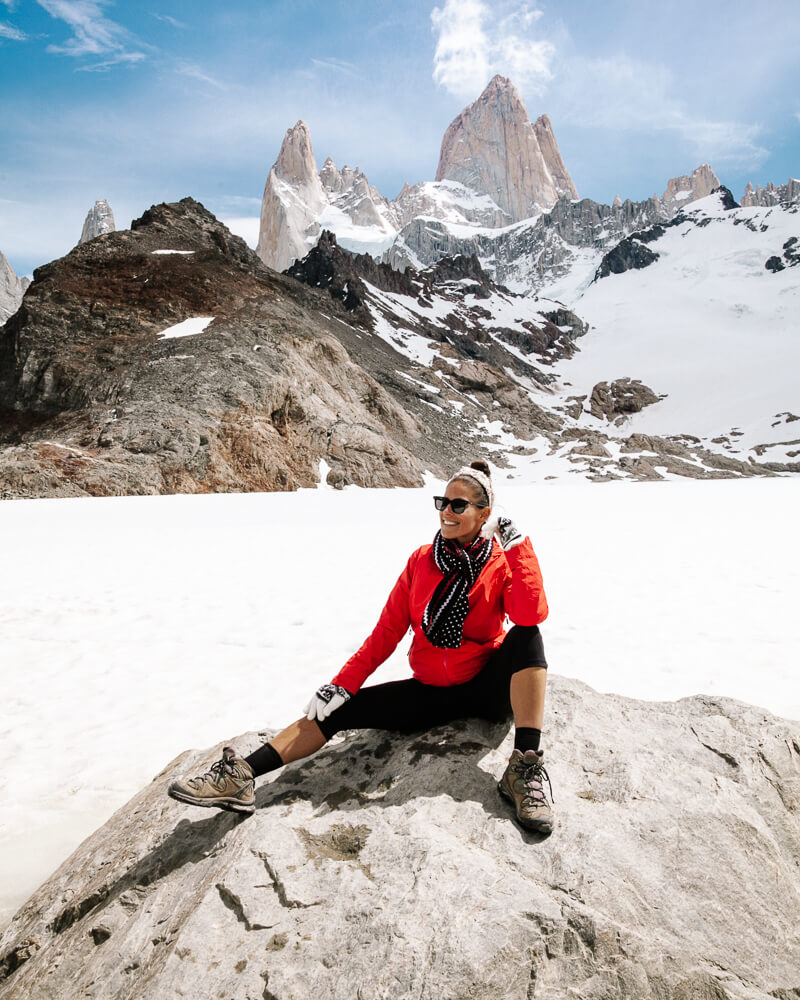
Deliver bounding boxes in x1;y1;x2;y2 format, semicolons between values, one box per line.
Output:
37;0;146;65
431;0;553;100
0;19;25;39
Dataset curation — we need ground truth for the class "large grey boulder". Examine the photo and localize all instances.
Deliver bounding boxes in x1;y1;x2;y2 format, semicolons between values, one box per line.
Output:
1;675;798;999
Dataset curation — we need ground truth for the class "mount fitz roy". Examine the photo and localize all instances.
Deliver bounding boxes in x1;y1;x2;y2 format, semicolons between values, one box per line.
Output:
256;75;796;289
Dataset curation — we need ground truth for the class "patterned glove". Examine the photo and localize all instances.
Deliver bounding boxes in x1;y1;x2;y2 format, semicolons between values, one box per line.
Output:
495;516;523;551
304;684;352;722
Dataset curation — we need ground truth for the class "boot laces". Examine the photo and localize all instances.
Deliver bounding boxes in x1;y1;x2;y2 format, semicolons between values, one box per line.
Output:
520;757;554;805
189;754;235;790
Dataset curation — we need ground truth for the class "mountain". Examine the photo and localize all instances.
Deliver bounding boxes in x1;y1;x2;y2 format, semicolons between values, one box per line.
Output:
257;76;578;273
79;199;116;244
740;177;800;208
0;251;29;325
434;75;578;220
2;188;797;500
0;198;588;498
256;77;734;293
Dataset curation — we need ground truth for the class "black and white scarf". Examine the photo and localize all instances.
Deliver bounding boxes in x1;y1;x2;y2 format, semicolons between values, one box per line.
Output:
422;531;493;648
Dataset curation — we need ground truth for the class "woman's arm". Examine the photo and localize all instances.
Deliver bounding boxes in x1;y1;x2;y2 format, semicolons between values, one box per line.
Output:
501;536;549;626
328;550;417;694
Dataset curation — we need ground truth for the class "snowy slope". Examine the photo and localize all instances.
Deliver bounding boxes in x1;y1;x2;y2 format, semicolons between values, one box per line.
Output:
551;195;800;453
1;479;798;929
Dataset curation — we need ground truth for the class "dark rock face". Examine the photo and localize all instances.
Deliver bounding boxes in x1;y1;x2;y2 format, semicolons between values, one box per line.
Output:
713;185;739;211
1;676;798;999
594;235;660;280
766;255;786;273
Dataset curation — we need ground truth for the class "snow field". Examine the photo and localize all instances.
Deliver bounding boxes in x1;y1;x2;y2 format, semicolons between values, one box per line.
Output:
1;477;798;929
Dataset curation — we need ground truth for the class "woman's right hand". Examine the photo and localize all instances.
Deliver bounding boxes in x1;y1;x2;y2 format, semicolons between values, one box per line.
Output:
304;684;352;722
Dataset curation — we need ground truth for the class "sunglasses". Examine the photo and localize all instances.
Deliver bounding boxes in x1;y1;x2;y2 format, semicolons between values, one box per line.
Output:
433;495;488;514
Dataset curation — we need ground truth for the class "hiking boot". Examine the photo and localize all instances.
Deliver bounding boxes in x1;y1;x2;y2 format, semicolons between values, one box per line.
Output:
498;748;554;833
168;746;255;814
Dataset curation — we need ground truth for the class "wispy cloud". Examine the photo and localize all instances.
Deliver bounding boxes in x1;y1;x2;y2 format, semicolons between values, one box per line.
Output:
152;13;186;29
175;61;226;89
37;0;147;66
0;19;25;39
310;57;358;77
559;54;769;169
431;0;553;100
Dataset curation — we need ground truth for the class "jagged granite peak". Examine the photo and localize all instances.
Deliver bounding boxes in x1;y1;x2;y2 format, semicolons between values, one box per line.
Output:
0;251;29;325
661;163;720;214
79;200;116;245
741;177;800;209
434;74;578;221
257;121;327;272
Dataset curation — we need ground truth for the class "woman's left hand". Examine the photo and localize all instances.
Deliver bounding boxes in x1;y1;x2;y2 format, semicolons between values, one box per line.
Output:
304;684;352;722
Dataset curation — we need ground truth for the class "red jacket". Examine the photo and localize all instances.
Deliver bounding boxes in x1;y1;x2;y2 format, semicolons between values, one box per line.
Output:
331;537;548;694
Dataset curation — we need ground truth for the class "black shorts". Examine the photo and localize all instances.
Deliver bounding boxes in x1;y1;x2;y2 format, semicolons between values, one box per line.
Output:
318;624;547;740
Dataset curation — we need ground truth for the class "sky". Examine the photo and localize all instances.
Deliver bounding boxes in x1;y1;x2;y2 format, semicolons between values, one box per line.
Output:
0;0;798;275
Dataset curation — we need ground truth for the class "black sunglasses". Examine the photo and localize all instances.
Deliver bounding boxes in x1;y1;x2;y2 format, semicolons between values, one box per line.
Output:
433;495;488;514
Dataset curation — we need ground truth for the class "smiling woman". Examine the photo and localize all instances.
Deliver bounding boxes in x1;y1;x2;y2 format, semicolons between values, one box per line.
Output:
168;459;556;833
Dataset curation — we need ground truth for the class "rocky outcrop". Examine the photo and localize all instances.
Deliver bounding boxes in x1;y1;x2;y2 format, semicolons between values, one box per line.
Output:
0;251;29;324
257;121;329;272
435;75;578;221
741;178;800;209
590;378;663;423
594;235;660;280
79;200;116;244
1;676;798;999
661;164;720;215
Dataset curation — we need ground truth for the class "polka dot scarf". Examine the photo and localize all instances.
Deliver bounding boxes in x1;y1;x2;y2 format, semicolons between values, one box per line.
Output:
422;531;493;649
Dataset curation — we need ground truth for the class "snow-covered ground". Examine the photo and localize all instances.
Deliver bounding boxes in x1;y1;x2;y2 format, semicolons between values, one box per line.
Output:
551;197;800;449
1;477;798;929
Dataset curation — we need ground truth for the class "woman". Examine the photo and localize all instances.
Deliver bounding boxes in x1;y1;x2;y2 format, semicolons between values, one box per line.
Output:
168;461;553;832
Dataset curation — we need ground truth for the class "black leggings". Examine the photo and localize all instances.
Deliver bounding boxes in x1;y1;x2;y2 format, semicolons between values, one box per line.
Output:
318;625;547;741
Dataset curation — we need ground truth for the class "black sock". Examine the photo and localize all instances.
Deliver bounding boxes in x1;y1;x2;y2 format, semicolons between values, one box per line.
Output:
244;742;283;778
514;727;541;753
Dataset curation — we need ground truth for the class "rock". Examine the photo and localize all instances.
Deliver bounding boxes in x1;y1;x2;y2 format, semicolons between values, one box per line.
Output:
742;178;800;209
594;235;660;280
589;378;663;422
1;676;798;999
79;200;116;244
257;121;328;272
661;164;720;215
435;75;578;222
766;256;785;273
0;251;27;324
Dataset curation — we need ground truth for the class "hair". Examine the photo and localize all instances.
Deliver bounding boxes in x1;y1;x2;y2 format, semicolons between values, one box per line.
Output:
449;459;493;507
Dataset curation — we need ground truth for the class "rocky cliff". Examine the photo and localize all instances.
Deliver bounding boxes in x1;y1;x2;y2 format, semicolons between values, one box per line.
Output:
435;75;578;221
257;121;330;272
741;177;800;209
79;200;116;244
0;251;29;325
1;675;798;999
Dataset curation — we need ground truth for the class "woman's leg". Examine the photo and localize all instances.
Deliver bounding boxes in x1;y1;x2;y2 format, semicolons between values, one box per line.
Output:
268;717;326;764
510;667;547;730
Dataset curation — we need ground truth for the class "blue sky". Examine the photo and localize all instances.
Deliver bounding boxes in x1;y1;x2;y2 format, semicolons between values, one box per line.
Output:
1;0;798;275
